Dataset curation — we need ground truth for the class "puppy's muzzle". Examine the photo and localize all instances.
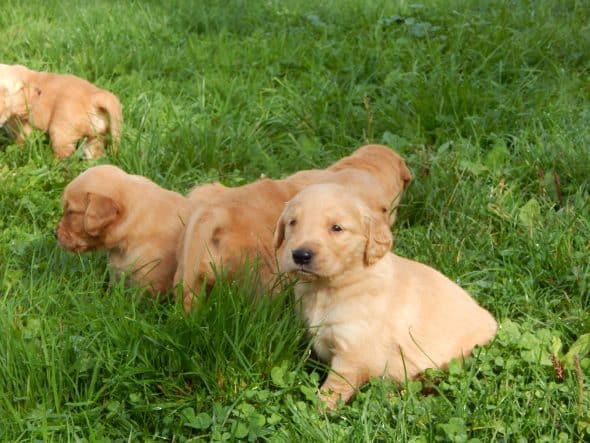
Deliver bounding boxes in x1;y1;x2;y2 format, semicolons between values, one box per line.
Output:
292;248;314;265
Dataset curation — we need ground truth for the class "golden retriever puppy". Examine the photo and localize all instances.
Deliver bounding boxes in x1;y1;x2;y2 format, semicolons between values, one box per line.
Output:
175;144;412;312
274;183;498;410
0;64;122;159
56;165;196;294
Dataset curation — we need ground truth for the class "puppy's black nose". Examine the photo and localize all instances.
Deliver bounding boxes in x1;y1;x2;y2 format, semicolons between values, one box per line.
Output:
292;248;314;265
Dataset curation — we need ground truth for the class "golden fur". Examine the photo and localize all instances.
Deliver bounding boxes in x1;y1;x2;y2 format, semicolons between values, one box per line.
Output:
0;64;122;159
56;165;195;293
274;183;497;409
175;144;411;312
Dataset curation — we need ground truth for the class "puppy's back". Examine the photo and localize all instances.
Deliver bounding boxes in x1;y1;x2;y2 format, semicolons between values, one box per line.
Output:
382;253;497;372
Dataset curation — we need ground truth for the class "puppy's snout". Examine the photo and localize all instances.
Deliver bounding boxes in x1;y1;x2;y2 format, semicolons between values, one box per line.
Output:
292;248;314;265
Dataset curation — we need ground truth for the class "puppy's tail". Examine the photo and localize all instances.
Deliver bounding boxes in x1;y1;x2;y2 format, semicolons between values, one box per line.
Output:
92;90;123;153
176;207;230;312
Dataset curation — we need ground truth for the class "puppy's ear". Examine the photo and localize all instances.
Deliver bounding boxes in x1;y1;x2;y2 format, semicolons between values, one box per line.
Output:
273;209;286;250
84;192;119;236
364;214;393;266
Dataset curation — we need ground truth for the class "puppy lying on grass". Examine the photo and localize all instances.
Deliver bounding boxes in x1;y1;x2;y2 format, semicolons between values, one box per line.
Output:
274;183;498;410
56;165;198;294
175;144;412;312
0;64;122;159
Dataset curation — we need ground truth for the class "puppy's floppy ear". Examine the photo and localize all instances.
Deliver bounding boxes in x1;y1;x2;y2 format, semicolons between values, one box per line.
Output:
84;192;119;236
273;207;287;250
364;214;393;266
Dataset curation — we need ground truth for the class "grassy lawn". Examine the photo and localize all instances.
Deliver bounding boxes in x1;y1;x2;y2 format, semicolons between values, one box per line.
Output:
1;0;589;440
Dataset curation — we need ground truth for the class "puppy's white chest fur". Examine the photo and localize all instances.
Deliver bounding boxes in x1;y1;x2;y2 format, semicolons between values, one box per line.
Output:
298;281;378;363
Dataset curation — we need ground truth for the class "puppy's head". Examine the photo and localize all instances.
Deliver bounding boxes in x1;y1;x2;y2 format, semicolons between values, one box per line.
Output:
56;165;126;252
274;184;393;280
0;64;23;124
329;144;412;195
0;64;40;123
0;64;25;94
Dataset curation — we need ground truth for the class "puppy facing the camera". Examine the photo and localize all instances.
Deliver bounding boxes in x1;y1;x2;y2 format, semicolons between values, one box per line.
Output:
55;165;196;294
274;183;498;410
174;144;412;312
0;64;122;159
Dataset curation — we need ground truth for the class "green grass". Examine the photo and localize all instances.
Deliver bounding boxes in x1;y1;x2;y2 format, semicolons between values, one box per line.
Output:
1;0;589;440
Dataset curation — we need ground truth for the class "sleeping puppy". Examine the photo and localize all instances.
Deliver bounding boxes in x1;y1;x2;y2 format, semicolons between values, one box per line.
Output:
55;165;195;294
0;64;122;159
274;183;498;410
175;144;412;312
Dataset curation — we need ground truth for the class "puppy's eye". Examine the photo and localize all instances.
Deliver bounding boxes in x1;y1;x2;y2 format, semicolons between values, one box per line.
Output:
288;219;296;227
330;224;343;232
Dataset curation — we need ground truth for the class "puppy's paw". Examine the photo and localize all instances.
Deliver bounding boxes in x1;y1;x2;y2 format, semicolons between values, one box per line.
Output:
318;389;341;411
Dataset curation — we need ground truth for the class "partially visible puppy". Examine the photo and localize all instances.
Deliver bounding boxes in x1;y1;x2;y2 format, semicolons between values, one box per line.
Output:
0;64;122;159
175;144;412;312
274;183;497;410
56;165;196;294
325;144;411;224
175;174;321;311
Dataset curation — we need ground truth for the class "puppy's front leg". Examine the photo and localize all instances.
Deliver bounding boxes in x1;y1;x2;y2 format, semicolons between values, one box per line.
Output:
183;289;194;313
318;357;367;410
182;278;203;313
182;273;214;312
